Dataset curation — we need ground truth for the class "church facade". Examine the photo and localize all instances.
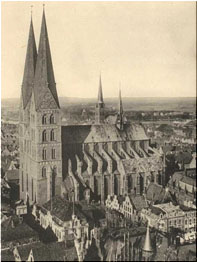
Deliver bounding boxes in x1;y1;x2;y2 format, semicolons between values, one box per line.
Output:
19;10;164;206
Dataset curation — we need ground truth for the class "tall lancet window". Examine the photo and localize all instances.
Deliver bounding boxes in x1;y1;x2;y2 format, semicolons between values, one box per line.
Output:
52;148;56;159
42;130;47;142
42;148;47;160
42;114;47;125
50;129;55;141
50;114;55;124
42;167;47;178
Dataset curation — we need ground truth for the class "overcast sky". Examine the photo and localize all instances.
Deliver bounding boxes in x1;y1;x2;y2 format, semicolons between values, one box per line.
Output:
2;1;196;99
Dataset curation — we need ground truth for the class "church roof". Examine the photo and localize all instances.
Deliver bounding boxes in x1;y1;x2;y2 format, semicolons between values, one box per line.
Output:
62;123;149;145
22;18;37;109
34;10;60;110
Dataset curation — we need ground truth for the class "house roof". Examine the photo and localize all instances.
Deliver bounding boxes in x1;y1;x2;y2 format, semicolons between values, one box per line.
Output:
146;183;166;203
129;195;147;211
17;241;77;261
175;151;193;164
42;196;86;222
1;249;15;261
1;222;38;243
180;176;196;187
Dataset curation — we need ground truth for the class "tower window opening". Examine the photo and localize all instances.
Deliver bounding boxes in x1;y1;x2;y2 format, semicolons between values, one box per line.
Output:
50;114;55;124
42;167;47;178
42;130;47;142
42;114;47;125
42;148;47;160
52;148;56;159
50;129;55;141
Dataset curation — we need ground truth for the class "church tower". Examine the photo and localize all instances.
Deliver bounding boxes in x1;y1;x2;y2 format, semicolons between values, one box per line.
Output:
95;75;105;124
19;9;62;205
19;15;37;204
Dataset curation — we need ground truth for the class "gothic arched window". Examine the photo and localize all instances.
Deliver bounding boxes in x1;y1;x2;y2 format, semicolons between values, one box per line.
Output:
42;167;47;178
42;130;47;142
50;114;55;124
42;148;47;160
50;129;55;141
42;114;47;125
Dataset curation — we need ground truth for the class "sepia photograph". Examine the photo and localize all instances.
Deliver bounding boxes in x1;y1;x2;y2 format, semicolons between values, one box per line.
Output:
1;1;196;261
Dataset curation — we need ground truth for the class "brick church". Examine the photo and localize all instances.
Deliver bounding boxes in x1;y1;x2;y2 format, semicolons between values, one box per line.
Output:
19;10;164;206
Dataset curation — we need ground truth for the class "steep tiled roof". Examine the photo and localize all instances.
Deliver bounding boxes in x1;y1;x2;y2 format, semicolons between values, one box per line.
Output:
62;125;91;144
175;151;193;164
130;195;147;211
62;123;149;145
1;249;15;261
32;242;75;261
42;196;86;222
146;183;165;203
22;18;37;109
34;10;59;110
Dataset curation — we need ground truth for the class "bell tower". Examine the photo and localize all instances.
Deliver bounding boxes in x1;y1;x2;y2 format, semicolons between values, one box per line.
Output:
19;9;62;205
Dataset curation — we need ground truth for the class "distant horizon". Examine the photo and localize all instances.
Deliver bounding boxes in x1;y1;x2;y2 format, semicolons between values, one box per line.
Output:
1;96;196;101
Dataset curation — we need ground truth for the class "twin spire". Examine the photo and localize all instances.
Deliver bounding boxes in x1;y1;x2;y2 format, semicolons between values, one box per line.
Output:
96;75;124;127
21;17;37;109
22;9;60;110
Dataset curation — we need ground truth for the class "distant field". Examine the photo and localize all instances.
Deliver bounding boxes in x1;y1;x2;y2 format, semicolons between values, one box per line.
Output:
1;97;196;112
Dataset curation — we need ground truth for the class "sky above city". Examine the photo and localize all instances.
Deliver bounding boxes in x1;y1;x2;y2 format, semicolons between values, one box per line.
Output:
2;1;196;99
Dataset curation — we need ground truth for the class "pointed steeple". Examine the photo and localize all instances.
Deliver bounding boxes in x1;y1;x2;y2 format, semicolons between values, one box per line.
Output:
34;8;60;110
117;86;124;130
119;87;123;115
143;222;153;253
98;74;104;104
21;16;37;109
95;74;105;124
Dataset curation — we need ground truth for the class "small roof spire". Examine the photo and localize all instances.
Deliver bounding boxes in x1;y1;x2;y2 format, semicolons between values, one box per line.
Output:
98;74;104;104
143;221;153;252
119;84;123;115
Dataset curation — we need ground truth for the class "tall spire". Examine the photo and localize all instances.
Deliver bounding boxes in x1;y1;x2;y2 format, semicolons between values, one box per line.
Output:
34;8;60;109
119;87;123;115
21;16;37;109
95;74;105;124
98;74;104;104
117;85;124;130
